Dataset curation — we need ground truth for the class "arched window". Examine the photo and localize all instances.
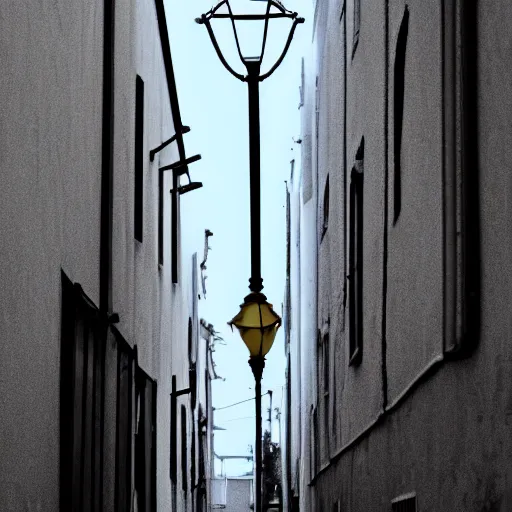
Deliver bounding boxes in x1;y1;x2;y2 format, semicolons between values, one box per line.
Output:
393;6;409;224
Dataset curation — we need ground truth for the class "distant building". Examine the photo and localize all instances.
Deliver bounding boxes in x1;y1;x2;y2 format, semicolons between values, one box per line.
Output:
225;477;254;512
0;0;205;511
283;0;512;510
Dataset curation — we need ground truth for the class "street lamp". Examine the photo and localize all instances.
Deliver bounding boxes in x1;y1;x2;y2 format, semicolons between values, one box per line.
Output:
196;2;303;511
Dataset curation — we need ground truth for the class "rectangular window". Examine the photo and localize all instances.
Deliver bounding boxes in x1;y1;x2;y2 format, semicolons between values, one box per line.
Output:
159;170;164;265
181;405;188;493
170;375;177;483
135;368;157;512
134;75;144;242
171;179;178;279
349;145;364;365
191;421;196;498
323;333;329;391
391;493;417;512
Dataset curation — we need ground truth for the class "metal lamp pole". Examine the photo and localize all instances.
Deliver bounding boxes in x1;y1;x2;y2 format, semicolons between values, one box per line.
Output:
247;59;263;296
196;4;303;511
246;60;264;512
249;353;264;512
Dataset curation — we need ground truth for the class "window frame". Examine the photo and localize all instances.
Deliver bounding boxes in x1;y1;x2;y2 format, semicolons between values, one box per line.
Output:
134;75;144;243
181;404;188;493
349;159;364;366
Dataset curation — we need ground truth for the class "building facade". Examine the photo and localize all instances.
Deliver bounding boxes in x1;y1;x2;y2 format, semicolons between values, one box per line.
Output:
0;1;208;511
283;0;512;510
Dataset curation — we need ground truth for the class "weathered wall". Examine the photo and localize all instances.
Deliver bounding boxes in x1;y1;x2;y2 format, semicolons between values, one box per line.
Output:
109;0;185;507
0;0;201;510
288;0;512;510
385;0;444;406
0;1;104;509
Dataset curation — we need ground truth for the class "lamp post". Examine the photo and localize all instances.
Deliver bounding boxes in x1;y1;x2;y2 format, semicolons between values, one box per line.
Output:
196;2;303;511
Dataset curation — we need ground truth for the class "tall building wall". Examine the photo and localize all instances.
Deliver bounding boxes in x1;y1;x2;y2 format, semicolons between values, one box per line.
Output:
0;1;104;509
285;0;512;509
0;0;206;510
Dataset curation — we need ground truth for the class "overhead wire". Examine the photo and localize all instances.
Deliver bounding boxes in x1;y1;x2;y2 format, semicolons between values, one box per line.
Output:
213;390;269;411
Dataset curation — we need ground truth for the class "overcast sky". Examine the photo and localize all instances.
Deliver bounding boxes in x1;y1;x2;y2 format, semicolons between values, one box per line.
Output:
165;0;312;477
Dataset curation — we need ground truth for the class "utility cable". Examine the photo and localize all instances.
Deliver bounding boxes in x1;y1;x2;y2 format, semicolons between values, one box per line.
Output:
220;416;254;423
213;391;269;411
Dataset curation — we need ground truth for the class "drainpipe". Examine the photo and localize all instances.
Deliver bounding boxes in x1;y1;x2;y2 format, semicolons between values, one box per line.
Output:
100;0;115;315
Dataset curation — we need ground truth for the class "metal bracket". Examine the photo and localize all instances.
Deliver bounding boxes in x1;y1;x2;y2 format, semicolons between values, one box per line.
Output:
150;125;190;161
173;387;191;398
159;153;201;174
170;181;203;195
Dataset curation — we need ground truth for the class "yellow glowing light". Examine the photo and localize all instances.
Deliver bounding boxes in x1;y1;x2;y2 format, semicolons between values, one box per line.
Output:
229;293;281;357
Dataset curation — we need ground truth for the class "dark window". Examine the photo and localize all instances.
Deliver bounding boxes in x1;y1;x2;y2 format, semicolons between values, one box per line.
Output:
323;333;329;392
172;175;178;281
159;170;164;265
353;0;360;57
322;175;330;240
188;317;193;365
190;418;196;497
170;375;177;483
181;405;188;493
60;274;104;512
135;75;144;242
393;7;409;224
349;139;364;365
135;368;157;512
391;493;417;512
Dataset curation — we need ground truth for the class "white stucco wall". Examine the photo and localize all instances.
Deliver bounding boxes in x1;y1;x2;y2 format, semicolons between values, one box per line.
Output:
0;1;104;509
298;37;319;512
290;0;512;510
385;0;444;406
0;0;205;510
108;0;190;508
